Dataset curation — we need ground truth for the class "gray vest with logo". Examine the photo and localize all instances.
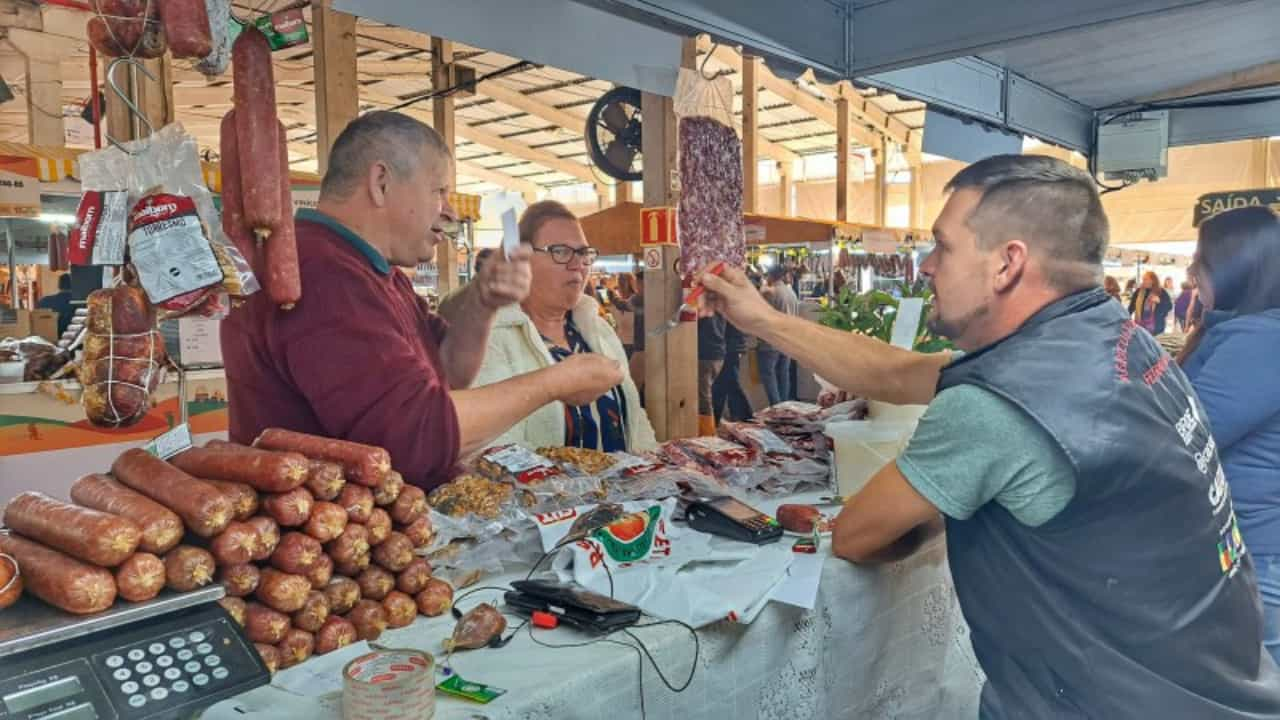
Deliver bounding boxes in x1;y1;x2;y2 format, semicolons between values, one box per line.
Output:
938;287;1280;718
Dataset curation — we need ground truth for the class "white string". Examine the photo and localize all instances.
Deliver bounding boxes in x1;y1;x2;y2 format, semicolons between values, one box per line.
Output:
0;553;18;597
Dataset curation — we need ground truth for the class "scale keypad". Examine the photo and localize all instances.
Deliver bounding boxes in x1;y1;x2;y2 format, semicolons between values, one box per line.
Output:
94;621;241;715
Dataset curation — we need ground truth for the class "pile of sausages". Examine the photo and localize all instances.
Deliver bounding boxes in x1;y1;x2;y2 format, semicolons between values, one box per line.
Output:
0;429;453;675
220;26;301;311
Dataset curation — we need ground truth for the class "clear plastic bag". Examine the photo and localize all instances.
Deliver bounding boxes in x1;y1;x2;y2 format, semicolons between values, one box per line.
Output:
78;123;259;316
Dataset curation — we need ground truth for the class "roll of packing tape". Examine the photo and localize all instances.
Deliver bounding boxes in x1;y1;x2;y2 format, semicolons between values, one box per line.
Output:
342;647;435;720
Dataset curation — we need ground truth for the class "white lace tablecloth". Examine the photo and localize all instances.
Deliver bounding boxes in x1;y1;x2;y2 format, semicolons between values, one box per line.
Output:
204;501;983;720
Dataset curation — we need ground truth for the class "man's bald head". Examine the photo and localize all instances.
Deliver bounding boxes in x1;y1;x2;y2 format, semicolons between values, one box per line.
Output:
320;111;451;200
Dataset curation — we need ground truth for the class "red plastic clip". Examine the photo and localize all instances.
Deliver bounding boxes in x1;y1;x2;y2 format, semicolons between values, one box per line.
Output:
532;610;559;629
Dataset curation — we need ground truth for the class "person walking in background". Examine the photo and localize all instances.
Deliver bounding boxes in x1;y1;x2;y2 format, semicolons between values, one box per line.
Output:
1163;275;1178;298
608;272;639;357
757;266;800;406
1129;270;1173;334
696;313;726;434
712;317;753;423
1103;275;1122;303
1177;206;1280;667
1174;279;1196;331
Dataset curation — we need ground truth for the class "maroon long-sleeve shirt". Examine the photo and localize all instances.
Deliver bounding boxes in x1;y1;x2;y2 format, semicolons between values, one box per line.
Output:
221;209;459;490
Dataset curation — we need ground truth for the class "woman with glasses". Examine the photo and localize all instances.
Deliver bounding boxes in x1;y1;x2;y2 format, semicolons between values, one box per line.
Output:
442;200;657;453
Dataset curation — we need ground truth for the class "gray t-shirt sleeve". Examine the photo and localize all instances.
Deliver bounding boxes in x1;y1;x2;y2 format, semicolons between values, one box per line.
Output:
896;384;1076;527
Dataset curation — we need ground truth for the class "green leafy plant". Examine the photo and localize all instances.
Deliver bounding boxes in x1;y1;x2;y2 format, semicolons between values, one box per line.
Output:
817;280;953;353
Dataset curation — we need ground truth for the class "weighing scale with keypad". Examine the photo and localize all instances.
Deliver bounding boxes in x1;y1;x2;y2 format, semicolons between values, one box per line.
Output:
0;586;269;720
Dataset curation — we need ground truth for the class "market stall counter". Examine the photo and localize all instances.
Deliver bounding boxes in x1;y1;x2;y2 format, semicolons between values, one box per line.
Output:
205;489;982;720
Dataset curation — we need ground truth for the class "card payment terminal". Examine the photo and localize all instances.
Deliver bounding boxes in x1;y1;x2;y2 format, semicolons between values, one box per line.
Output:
685;496;783;545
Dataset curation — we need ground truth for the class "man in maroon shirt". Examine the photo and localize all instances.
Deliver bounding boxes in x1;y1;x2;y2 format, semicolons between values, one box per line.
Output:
222;112;623;490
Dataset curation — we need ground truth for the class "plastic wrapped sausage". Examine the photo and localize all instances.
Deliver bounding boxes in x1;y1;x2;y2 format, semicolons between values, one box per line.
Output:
158;0;212;58
266;121;301;309
231;26;281;238
163;545;215;592
71;474;183;555
200;477;259;521
218;110;257;269
4;491;141;567
0;531;116;614
112;449;233;537
170;445;308;493
254;429;391;487
115;552;165;602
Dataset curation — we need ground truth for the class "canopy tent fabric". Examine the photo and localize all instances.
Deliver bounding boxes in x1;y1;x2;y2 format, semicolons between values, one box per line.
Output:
0;142;80;182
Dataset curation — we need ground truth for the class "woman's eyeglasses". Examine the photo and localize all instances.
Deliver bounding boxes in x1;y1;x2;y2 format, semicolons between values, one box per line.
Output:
533;245;599;265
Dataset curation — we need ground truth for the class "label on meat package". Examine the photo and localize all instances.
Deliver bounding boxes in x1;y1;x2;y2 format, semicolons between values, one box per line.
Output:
69;191;102;266
93;191;130;265
734;426;795;456
608;452;663;477
127;194;222;303
480;445;562;485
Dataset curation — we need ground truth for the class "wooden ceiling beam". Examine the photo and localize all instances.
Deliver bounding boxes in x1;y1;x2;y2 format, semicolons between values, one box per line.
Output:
455;159;542;196
455;121;595;183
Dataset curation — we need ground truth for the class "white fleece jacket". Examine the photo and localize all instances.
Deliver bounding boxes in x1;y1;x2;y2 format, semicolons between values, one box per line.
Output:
467;294;658;453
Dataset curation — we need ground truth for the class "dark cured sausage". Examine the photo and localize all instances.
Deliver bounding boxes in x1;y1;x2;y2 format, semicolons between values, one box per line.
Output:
231;26;281;238
112;449;233;538
200;477;259;520
170;445;308;493
267;121;301;309
3;491;141;568
91;0;145;54
158;0;212;58
0;531;116;615
115;552;165;602
254;429;390;487
70;474;183;555
218;110;259;272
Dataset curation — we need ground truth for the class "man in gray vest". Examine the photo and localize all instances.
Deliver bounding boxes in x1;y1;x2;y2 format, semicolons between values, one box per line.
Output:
702;154;1280;718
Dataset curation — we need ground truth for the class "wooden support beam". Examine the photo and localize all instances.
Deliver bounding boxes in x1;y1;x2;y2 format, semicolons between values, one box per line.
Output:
908;164;925;229
312;1;359;174
642;36;698;442
742;54;759;214
455;122;595;183
616;181;632;204
0;1;41;32
874;138;888;227
836;95;850;222
779;161;792;217
703;40;879;149
476;80;587;136
1254;138;1271;188
455;159;542;196
835;81;920;154
3;27;65;146
431;36;459;294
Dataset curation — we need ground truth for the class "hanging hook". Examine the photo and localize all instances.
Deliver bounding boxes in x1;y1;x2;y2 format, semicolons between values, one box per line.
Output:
699;42;720;81
104;56;157;152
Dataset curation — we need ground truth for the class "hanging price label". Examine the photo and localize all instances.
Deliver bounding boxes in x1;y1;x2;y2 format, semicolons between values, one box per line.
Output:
144;423;192;460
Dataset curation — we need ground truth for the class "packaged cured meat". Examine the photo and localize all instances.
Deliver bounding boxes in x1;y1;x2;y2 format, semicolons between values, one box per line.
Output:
80;286;166;428
158;0;213;58
476;445;563;486
673;68;744;277
127;192;224;311
718;422;797;459
670;436;757;468
194;0;232;76
444;603;506;651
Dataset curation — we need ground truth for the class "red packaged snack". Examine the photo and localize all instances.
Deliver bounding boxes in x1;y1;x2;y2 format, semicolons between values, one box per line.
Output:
126;192;223;314
476;445;564;485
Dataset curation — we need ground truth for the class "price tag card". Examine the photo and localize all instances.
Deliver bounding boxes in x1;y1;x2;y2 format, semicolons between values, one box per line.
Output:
145;423;192;460
501;208;519;261
891;298;925;350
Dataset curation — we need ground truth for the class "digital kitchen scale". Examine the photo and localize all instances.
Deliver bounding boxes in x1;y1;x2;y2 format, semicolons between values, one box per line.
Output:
0;586;269;720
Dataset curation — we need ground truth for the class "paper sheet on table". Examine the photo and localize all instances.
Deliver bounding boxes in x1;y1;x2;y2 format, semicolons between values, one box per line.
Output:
891;297;924;349
501;208;519;260
543;499;794;627
769;551;825;609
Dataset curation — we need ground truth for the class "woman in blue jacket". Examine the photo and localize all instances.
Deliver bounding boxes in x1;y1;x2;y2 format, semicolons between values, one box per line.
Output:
1179;206;1280;665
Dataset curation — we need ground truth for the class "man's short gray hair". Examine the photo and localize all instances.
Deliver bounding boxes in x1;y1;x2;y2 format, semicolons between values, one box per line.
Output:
320;111;452;199
945;154;1108;292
